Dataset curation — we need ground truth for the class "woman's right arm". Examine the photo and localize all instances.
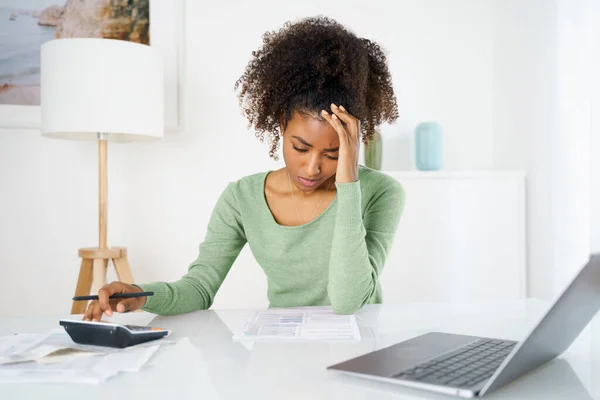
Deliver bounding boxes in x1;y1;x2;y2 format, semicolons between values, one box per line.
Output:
84;182;247;319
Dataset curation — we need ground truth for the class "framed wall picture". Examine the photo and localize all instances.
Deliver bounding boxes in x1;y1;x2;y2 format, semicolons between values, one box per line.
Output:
0;0;185;132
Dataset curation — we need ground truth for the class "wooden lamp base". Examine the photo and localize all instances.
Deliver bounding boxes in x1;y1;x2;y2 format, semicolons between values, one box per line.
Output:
71;247;134;315
70;137;137;315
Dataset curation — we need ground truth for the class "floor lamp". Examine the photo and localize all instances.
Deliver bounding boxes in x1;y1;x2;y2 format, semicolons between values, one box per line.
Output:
40;38;164;314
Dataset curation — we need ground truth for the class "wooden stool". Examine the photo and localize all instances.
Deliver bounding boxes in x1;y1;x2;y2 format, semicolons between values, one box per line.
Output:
71;247;134;314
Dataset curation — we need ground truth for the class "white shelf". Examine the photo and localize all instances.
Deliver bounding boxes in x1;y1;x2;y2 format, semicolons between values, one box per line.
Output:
381;170;527;180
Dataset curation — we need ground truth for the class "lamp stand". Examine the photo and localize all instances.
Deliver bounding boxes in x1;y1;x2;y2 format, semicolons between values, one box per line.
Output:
71;134;135;314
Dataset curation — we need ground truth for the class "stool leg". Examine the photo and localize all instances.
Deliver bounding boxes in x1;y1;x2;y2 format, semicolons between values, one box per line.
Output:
113;256;134;284
91;258;107;297
71;259;94;315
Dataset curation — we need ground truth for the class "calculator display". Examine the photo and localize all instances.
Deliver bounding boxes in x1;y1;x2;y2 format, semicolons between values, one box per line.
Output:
123;324;166;333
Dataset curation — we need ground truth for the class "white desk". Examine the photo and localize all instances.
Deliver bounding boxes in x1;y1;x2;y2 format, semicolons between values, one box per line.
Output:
1;299;599;399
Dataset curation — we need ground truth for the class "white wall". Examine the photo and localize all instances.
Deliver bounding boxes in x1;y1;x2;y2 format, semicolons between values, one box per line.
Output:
591;0;600;254
550;0;593;293
0;0;586;316
0;0;502;317
492;0;596;300
491;0;558;301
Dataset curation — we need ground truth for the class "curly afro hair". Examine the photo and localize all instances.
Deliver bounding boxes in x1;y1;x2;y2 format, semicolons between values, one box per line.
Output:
234;16;399;160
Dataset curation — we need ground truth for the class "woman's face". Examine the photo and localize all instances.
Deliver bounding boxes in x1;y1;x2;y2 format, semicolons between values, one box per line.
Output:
281;112;340;193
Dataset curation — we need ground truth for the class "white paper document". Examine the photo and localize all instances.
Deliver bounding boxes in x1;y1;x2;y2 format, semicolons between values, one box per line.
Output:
0;344;159;384
233;307;361;341
0;329;168;384
0;333;51;364
0;329;170;365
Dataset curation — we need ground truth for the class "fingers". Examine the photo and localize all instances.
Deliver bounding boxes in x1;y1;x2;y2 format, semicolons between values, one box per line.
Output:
83;301;96;321
92;302;104;322
321;109;348;145
82;298;138;322
109;298;120;312
98;284;114;317
115;298;138;313
329;104;356;126
82;282;141;322
322;104;360;146
98;281;127;317
83;301;104;322
330;104;360;142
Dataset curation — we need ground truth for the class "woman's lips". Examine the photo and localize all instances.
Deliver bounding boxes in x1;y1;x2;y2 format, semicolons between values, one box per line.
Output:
298;176;319;187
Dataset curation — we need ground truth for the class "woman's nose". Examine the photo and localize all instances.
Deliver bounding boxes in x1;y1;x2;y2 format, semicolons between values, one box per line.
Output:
305;155;321;177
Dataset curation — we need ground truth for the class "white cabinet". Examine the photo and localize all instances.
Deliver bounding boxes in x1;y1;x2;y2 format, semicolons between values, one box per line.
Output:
380;171;527;303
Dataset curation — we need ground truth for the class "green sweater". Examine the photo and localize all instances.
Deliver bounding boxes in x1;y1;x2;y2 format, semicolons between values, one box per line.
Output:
138;165;406;315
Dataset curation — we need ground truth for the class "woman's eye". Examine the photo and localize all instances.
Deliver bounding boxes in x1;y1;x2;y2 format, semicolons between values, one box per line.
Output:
293;145;337;160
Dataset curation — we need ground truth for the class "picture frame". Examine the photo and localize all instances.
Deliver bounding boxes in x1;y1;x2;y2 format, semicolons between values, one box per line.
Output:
0;0;185;132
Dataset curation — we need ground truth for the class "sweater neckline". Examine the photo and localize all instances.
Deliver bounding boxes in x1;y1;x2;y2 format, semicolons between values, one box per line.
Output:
261;170;337;229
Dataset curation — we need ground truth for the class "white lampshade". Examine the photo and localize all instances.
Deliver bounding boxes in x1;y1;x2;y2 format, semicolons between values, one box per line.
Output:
41;38;164;141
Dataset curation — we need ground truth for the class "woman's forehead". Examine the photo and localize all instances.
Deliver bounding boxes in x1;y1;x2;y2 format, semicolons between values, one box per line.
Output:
285;114;339;148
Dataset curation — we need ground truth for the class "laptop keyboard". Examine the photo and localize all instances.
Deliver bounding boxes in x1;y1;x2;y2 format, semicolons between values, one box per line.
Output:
393;339;517;388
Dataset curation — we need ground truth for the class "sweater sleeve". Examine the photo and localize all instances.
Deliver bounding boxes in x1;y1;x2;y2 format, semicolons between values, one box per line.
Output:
136;182;247;315
327;176;406;314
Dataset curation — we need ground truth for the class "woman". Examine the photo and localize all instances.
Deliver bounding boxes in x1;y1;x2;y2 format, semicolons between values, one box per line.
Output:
84;16;406;320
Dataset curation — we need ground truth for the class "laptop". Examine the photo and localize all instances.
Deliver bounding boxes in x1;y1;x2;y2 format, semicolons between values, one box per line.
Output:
327;253;600;398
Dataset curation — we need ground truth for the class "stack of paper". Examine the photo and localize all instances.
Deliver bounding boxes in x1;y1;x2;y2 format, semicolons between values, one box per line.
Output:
233;307;361;341
0;329;166;384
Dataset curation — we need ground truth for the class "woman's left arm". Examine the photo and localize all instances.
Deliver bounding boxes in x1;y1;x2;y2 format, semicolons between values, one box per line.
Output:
322;104;406;314
327;178;405;314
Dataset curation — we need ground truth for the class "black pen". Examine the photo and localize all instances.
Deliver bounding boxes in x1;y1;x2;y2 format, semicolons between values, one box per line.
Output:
72;291;154;301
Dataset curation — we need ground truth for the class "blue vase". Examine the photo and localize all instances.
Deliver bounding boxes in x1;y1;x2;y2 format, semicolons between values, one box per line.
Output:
415;122;443;171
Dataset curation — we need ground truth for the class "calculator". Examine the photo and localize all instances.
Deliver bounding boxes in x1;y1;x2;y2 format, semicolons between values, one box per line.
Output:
59;319;171;348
